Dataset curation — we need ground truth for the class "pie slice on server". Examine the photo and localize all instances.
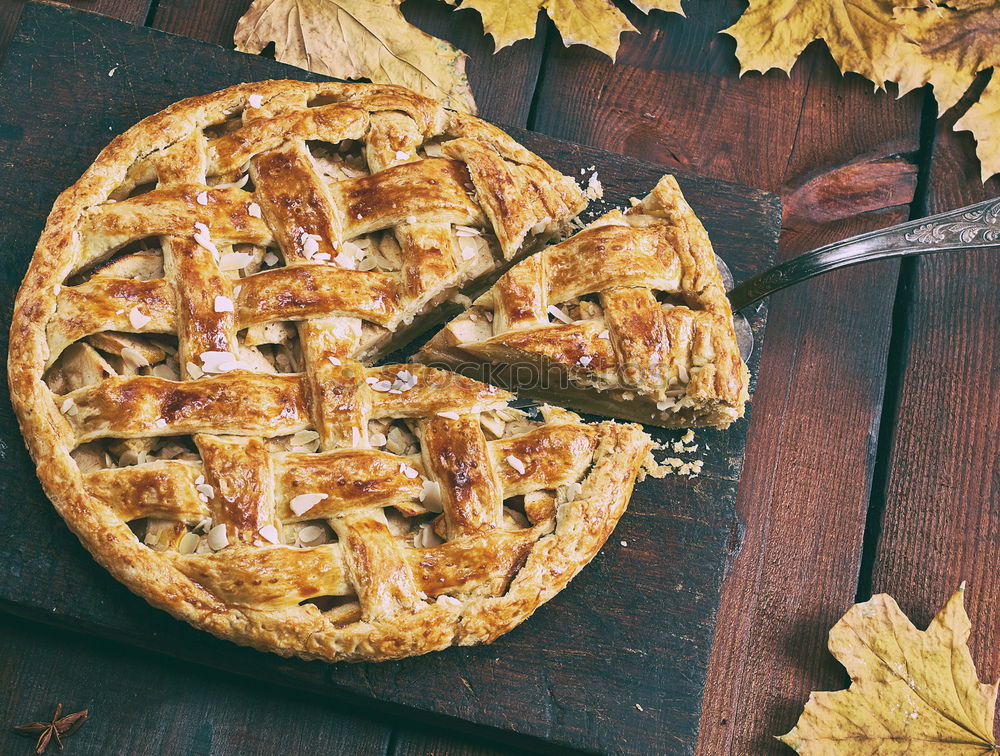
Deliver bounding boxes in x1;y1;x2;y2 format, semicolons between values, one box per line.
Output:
416;175;750;429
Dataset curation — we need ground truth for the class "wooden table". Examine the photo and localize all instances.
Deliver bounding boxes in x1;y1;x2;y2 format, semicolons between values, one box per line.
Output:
1;2;995;754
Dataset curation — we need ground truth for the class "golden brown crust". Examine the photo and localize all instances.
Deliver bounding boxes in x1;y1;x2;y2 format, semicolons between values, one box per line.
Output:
8;80;651;663
417;175;751;429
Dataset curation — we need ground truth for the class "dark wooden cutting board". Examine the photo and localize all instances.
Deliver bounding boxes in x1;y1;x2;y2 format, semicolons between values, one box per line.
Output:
0;4;779;754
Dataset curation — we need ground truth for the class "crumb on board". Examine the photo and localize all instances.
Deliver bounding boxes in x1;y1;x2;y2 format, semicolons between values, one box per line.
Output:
640;430;705;478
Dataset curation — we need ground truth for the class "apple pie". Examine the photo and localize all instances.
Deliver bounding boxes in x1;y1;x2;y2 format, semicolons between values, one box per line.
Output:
8;81;656;662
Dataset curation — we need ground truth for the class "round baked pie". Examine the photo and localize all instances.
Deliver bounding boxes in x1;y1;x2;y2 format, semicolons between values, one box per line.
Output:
8;81;653;662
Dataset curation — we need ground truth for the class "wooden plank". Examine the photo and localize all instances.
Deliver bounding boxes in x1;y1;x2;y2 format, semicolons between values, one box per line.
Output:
0;6;777;754
0;613;392;755
149;0;546;126
0;0;149;56
868;92;1000;685
531;5;925;754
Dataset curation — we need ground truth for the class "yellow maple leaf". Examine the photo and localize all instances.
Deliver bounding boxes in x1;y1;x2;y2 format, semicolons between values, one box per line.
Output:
722;0;944;98
780;586;998;755
234;0;477;114
954;76;1000;182
451;0;684;60
896;0;1000;180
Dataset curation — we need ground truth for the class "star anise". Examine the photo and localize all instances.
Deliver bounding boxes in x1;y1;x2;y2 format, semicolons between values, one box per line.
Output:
12;704;88;753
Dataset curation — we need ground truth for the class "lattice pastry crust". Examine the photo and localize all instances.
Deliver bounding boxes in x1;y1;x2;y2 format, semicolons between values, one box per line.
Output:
417;175;750;429
9;81;653;662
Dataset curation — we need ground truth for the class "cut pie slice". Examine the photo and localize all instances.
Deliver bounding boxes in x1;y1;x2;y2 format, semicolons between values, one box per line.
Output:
416;175;750;429
10;81;652;663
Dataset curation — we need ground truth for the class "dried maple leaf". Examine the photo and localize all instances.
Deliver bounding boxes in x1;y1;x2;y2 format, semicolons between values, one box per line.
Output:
721;0;949;98
954;77;1000;183
449;0;684;60
896;1;1000;180
779;586;998;755
234;0;476;114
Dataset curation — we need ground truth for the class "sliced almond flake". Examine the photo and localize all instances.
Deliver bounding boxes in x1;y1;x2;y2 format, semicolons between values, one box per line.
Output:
248;93;263;108
437;411;460;420
506;455;526;475
218;251;254;271
263;251;280;267
195;475;205;485
154;418;167;428
186;361;204;379
207;523;228;551
394;150;410;161
53;284;61;295
418;480;442;512
196;191;209;206
406;215;417;224
200;350;241;373
300;231;322;257
437;594;462;608
578;355;593;367
327;356;342;366
454;225;480;237
247;201;262;218
178;532;200;555
547;305;572;324
213;295;234;313
598;329;610;340
312;252;332;262
128;306;152;329
351;426;362;448
196;483;215;499
121;346;149;368
620;540;628;547
193;222;218;256
678;364;690;384
370;379;393;392
258;524;279;544
369;432;387;447
290;493;327;516
60;397;75;413
399;463;420;479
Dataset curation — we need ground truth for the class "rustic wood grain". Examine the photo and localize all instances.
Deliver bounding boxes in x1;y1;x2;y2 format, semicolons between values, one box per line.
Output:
150;0;546;127
0;6;778;755
867;90;1000;693
0;0;149;55
0;613;392;756
531;4;927;754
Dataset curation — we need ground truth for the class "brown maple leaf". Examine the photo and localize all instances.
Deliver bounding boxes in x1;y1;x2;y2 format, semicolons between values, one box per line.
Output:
12;705;88;754
234;0;477;114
